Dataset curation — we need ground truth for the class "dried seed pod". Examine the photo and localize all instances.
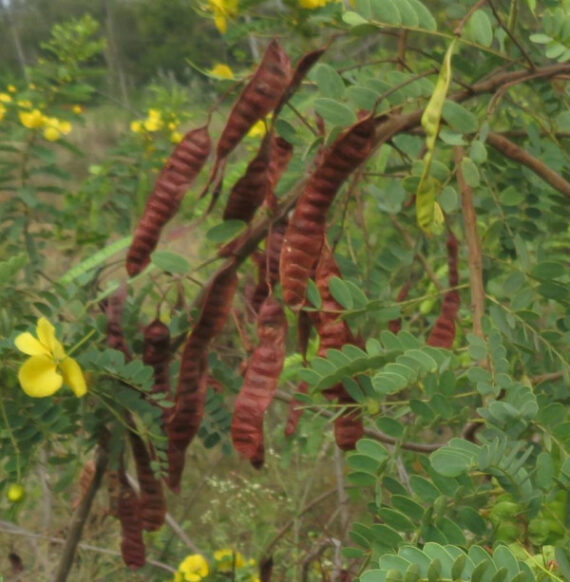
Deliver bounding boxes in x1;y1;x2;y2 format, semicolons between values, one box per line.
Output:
73;460;95;509
128;431;166;532
426;314;456;348
117;467;145;569
143;319;171;419
280;115;375;308
106;470;120;517
167;262;239;491
231;297;287;462
126;125;211;277
334;392;364;451
213;40;291;175
284;381;308;437
223;137;271;223
267;135;293;192
106;284;131;359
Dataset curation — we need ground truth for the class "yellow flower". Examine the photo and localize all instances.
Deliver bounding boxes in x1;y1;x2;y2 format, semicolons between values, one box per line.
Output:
72;105;83;114
43;117;72;141
14;317;87;398
247;118;268;138
19;109;46;129
17;100;32;109
177;554;209;581
170;131;183;144
7;483;25;503
0;93;12;103
209;63;234;79
208;0;238;34
168;121;177;130
0;104;6;122
298;0;328;7
28;83;37;90
7;84;16;93
214;549;245;572
130;120;143;133
144;109;163;132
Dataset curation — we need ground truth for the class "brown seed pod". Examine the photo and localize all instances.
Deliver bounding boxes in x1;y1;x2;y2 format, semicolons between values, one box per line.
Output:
128;431;166;532
427;232;460;348
388;281;411;334
126;125;211;277
143;319;171;420
106;470;120;517
280;115;375;308
231;297;287;462
223;136;271;223
267;135;293;193
167;262;239;491
211;40;291;181
105;284;131;359
284;381;308;437
334;392;364;451
117;466;145;569
72;459;95;509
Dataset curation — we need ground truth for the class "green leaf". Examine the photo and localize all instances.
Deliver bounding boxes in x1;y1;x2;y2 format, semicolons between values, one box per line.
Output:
369;0;400;24
314;98;357;127
378;508;416;532
306;278;322;308
347;85;380;109
460;157;480;187
313;64;346;100
342;11;370;26
206;219;246;243
391;495;424;522
531;261;565;280
151;251;191;274
396;0;419;27
529;33;553;44
442;101;478;133
430;447;474;477
406;0;436;30
356;438;389;462
501;185;525;206
327;276;353;309
470;10;493;47
410;475;440;503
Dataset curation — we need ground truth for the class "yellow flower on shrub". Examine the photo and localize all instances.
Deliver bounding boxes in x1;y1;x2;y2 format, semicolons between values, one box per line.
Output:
209;63;234;79
72;104;83;114
43;117;72;142
208;0;238;34
130;120;143;133
14;317;87;398
0;93;12;103
175;554;209;581
0;104;6;122
247;118;268;138
19;109;45;129
170;131;183;144
214;548;245;572
144;109;163;132
17;100;32;109
7;84;16;93
298;0;330;7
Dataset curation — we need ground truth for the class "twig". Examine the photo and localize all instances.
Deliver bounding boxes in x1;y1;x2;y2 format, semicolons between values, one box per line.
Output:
125;473;202;554
333;446;349;534
53;444;109;582
487;0;535;70
275;390;444;452
486;132;570;199
455;147;485;339
454;0;488;36
0;521;175;574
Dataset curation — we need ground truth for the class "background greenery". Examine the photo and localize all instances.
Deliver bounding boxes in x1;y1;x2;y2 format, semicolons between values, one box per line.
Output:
0;0;569;581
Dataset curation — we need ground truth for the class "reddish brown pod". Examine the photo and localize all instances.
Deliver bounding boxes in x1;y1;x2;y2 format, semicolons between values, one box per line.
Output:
117;467;145;569
167;262;239;491
223;137;271;223
267;135;293;193
128;431;166;532
334;393;364;451
427;314;456;348
126;125;211;277
231;297;287;462
105;284;131;360
280;115;375;308
213;40;291;173
142;319;171;415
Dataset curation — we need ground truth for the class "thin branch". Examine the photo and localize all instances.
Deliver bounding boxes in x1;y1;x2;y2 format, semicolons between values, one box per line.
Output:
453;0;488;36
486;131;570;199
487;0;535;70
53;444;109;582
455;147;485;339
0;521;175;574
275;390;444;452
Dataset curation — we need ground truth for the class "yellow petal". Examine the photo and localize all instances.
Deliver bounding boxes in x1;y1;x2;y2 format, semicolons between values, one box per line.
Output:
214;12;227;34
60;357;87;397
18;355;63;397
37;318;66;359
15;332;50;356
